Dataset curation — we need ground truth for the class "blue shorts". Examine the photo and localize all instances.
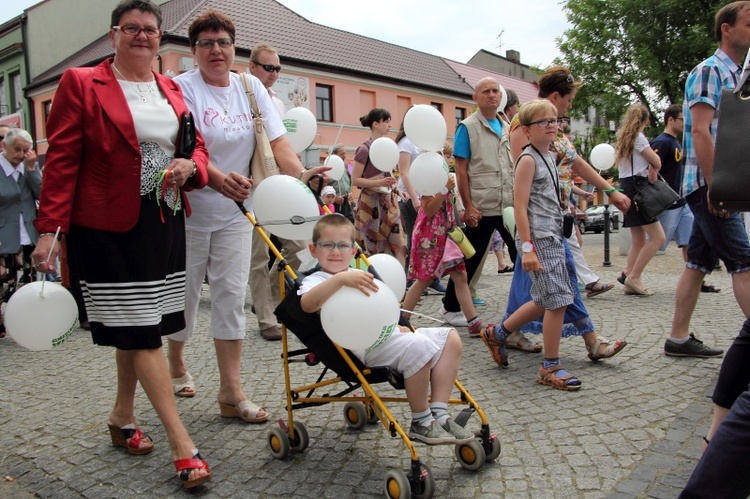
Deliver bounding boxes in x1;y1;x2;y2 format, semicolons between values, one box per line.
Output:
657;203;693;251
686;186;750;274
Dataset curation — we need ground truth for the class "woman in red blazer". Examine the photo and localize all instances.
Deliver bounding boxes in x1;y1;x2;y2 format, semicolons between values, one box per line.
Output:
32;0;211;489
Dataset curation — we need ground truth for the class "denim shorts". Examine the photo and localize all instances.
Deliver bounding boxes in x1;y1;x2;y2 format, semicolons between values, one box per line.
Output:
657;203;693;251
686;186;750;274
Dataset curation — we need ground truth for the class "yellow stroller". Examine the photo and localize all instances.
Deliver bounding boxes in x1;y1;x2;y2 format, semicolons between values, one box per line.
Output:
238;197;500;499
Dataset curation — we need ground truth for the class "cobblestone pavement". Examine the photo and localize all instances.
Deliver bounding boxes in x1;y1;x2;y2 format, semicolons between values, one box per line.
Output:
0;231;741;498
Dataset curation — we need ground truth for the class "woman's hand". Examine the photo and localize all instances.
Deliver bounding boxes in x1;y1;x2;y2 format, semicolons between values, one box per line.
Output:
446;175;456;191
380;176;397;188
31;235;61;274
609;191;631;212
219;172;253;202
166;158;196;187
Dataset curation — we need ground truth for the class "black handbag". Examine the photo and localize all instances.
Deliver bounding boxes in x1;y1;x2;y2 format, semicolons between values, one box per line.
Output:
175;112;196;159
630;158;680;221
711;68;750;211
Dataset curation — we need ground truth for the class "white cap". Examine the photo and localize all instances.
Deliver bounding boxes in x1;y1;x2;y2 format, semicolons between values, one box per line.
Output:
321;186;336;197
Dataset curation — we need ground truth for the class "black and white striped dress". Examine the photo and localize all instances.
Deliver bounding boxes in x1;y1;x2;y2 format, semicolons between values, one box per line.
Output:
68;79;186;350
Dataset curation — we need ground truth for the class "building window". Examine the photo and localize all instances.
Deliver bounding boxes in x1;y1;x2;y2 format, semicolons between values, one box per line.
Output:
42;100;52;137
10;72;22;113
430;102;443;113
455;107;466;128
316;84;333;122
0;78;6;116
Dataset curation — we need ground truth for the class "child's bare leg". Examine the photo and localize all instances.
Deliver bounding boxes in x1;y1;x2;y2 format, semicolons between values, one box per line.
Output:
450;270;477;322
402;278;431;318
503;301;545;332
428;329;462;403
541;307;566;359
404;362;431;414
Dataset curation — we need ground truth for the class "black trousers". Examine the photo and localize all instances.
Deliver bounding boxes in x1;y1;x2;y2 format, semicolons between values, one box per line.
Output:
442;215;516;312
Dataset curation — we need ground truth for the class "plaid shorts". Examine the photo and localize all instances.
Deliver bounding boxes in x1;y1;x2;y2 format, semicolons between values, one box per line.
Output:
516;235;575;310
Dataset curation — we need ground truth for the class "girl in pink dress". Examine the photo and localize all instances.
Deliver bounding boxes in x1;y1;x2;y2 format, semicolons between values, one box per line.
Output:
402;174;483;337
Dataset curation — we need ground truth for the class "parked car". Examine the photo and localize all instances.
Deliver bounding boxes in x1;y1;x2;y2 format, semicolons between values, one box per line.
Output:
580;205;620;233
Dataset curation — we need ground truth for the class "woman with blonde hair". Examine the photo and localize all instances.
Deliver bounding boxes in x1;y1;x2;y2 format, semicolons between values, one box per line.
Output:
616;104;665;296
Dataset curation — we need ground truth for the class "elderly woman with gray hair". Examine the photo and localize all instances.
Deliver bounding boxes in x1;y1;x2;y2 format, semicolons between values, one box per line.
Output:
0;128;41;339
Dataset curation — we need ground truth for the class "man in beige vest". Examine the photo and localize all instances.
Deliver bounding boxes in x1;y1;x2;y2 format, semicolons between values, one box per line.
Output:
248;43;308;341
441;77;516;326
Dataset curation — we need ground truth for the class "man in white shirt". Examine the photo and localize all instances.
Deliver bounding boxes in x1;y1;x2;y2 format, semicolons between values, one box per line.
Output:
248;42;308;341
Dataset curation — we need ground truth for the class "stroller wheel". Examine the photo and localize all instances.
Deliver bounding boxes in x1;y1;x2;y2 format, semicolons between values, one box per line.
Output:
484;433;501;461
411;463;435;499
268;427;291;459
384;469;410;499
291;421;309;452
454;439;486;471
343;402;368;430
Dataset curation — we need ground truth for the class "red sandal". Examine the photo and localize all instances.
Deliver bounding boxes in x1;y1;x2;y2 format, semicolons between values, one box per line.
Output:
175;453;211;489
107;422;154;455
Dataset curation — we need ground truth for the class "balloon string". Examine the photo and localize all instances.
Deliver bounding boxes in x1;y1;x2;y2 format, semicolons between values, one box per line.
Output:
328;123;345;155
40;226;62;295
400;309;443;323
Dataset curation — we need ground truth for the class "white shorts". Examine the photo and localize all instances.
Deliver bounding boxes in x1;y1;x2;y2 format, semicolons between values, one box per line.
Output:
359;327;452;379
169;223;252;341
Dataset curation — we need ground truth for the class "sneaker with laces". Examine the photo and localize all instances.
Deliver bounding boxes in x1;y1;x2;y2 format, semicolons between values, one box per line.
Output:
664;333;724;358
480;325;509;368
439;306;469;327
472;295;486;306
441;418;475;443
409;421;459;445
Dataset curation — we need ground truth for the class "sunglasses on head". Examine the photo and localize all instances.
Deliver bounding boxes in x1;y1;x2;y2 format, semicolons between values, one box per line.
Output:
255;63;281;73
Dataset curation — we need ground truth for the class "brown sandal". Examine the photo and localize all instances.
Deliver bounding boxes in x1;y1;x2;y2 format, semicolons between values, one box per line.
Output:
536;365;582;391
585;281;614;298
587;336;627;362
506;332;542;353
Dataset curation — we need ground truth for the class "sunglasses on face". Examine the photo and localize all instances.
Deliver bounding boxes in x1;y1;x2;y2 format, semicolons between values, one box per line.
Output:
255;63;282;73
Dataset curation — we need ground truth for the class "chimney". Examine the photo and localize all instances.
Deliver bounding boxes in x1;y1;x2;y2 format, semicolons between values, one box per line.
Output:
505;50;520;63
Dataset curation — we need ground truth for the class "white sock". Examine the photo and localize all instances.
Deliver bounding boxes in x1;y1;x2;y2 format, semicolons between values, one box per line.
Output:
668;336;689;344
430;402;449;426
412;409;434;427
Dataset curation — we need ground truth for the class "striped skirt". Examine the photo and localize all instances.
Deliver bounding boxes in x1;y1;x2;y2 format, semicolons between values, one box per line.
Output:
68;196;186;350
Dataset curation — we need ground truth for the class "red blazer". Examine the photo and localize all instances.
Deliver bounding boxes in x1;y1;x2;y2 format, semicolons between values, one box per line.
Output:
34;58;209;234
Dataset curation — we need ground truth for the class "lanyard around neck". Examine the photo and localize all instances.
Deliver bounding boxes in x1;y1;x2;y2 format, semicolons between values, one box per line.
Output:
529;144;563;209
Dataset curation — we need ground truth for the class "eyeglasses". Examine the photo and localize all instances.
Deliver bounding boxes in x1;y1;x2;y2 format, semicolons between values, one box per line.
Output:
0;135;4;141
526;118;560;128
255;63;282;73
315;241;354;251
112;25;162;38
195;38;233;49
558;116;571;125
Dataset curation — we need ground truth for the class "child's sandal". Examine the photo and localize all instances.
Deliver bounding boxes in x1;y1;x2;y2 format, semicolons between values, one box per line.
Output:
536;365;582;391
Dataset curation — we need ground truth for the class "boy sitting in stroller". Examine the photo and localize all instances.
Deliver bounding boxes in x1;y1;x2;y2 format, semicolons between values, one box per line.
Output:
298;214;473;445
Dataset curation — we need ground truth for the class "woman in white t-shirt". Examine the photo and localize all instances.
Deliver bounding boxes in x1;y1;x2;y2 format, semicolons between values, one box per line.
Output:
616;104;665;296
168;10;326;423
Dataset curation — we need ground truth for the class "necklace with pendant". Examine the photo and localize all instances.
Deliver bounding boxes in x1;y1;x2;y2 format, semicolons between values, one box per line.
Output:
203;77;232;115
112;63;157;103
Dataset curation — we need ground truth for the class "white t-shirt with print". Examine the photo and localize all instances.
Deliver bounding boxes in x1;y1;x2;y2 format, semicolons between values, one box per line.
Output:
174;70;287;231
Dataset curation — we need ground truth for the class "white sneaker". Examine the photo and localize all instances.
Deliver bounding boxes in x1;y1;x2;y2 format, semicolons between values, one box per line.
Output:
439;306;469;327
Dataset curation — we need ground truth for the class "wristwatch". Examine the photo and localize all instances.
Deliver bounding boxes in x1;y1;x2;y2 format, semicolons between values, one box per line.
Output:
521;241;535;254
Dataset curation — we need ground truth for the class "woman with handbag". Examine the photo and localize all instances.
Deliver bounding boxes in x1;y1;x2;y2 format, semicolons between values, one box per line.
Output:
616;104;666;296
352;108;407;265
32;0;211;488
167;10;327;423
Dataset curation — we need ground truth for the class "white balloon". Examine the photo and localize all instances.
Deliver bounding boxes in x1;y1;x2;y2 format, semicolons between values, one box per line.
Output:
368;137;399;172
367;253;407;300
498;85;508;114
283;107;317;153
589;143;616;171
404;105;447;152
321;276;400;351
253;175;320;240
502;206;516;236
323;154;345;181
6;282;78;351
409;152;449;196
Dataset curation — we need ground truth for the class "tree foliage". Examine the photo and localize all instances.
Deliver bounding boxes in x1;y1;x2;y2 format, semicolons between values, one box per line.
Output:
558;0;724;125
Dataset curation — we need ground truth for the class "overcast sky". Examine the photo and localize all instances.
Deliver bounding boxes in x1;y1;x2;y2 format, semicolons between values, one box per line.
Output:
1;0;570;68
